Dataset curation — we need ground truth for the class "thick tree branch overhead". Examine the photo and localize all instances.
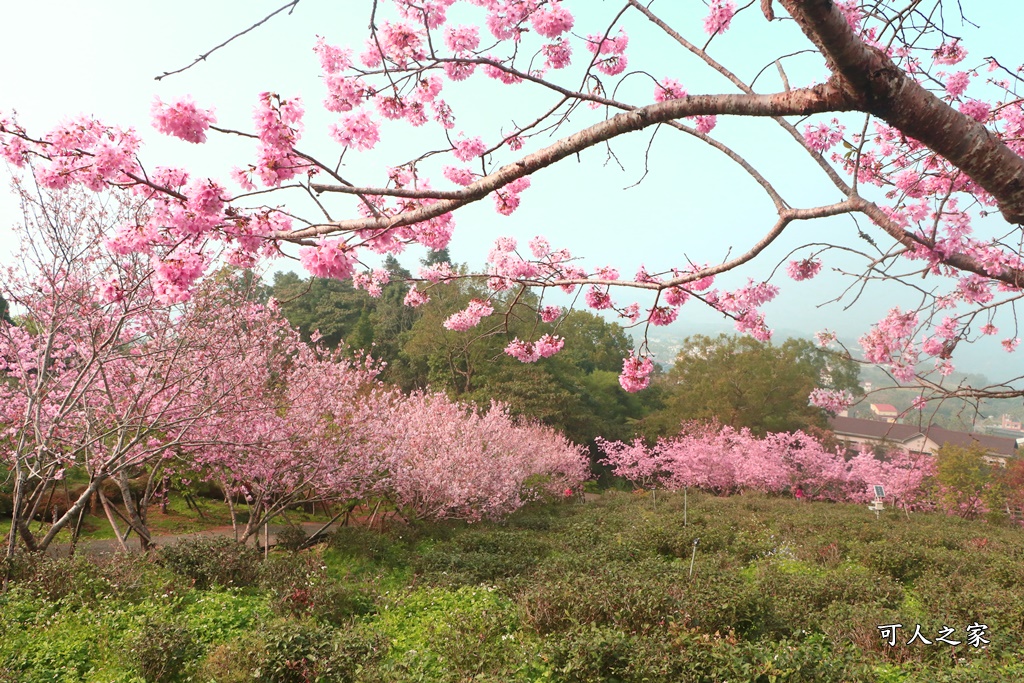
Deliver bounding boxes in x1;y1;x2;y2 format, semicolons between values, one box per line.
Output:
781;0;1024;224
284;86;854;239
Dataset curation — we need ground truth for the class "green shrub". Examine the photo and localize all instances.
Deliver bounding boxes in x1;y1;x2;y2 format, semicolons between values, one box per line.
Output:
250;620;339;683
196;640;257;683
2;554;113;604
540;625;635;682
521;558;722;636
179;589;275;646
159;536;262;589
327;622;389;682
274;525;309;553
861;539;932;583
123;617;200;683
414;529;548;585
754;561;904;636
329;526;407;566
261;554;376;624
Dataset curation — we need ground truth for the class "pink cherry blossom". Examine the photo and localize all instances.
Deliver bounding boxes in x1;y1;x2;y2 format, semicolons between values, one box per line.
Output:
540;305;561;322
663;286;689;307
654;78;686;102
619;353;654;392
802;120;844;152
648;306;678;326
809;388;854;413
151;96;216;144
299;239;356;280
787;258;823;281
444;25;480;53
330;110;379;150
945;71;971;98
443;298;494;331
492;176;530;215
694;115;718;134
313;37;352;73
959;99;990;122
535;334;565;357
703;0;736;36
542;40;573;70
934;41;968;65
404;287;430;307
505;338;540;362
531;2;574;39
585;286;613;310
453;134;487;161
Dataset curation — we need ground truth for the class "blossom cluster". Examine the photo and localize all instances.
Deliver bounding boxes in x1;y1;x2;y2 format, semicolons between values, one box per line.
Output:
443;298;494;331
504;334;565;363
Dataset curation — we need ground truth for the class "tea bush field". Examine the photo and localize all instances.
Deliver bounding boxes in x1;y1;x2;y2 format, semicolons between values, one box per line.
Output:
2;491;1024;682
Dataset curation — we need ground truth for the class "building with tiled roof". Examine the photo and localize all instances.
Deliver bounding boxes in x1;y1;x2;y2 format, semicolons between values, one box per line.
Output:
829;416;1017;466
869;403;900;422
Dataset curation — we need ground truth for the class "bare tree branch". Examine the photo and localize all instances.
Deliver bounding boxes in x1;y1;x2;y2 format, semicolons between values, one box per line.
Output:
155;1;302;81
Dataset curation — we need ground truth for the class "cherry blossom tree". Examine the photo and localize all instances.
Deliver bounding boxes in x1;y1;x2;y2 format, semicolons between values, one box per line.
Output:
178;316;389;543
371;392;588;522
0;187;262;554
3;0;1024;405
0;185;377;554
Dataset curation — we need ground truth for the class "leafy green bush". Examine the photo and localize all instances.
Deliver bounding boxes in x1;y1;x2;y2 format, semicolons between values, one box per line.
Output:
369;585;531;682
159;536;262;589
521;558;697;635
250;620;339;683
540;625;635;682
754;561;904;636
123;617;200;683
261;554;375;624
414;529;548;586
1;554;107;604
861;538;932;583
274;524;310;552
196;640;257;683
329;526;408;566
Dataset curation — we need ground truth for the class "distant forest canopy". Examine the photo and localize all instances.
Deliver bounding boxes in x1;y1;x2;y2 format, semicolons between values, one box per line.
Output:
264;260;870;449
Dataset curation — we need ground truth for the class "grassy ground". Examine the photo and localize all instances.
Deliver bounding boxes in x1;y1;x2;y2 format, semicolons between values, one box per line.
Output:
0;492;344;547
2;490;1024;681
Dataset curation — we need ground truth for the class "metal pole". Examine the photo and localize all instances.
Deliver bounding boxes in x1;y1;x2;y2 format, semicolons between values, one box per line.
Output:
689;538;699;580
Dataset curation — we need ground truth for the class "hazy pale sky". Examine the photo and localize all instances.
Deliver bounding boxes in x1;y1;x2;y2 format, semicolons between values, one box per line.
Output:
2;1;1022;376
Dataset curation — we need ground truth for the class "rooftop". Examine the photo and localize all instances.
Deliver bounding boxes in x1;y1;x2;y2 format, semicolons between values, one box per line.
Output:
829;416;1017;457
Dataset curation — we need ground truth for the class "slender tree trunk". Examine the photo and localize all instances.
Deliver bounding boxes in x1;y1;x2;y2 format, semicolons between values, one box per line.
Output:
99;491;131;553
36;477;104;551
6;467;29;557
115;471;153;551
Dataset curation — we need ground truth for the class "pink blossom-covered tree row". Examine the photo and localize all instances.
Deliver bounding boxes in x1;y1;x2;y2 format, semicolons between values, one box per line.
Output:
3;1;1024;404
598;421;932;506
0;186;588;553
